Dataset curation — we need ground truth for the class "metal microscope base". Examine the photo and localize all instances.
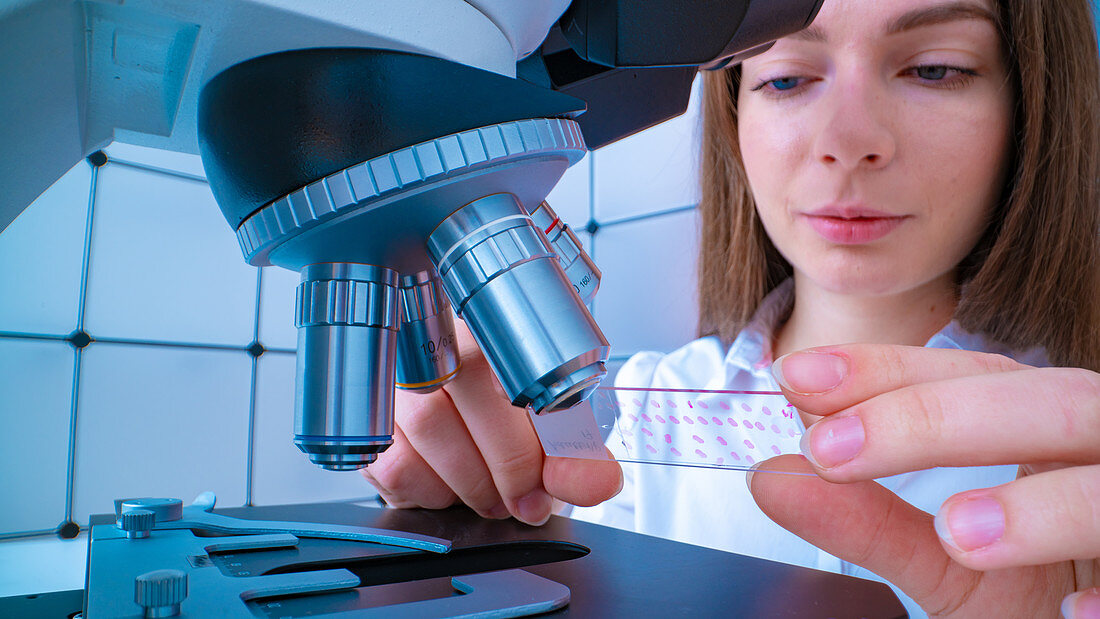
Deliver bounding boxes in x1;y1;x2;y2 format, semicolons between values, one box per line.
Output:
3;501;908;618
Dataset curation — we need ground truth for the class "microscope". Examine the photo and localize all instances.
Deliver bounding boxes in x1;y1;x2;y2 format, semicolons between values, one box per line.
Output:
194;0;824;472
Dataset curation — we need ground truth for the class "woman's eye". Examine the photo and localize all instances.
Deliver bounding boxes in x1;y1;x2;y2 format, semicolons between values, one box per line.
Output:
769;77;802;91
905;64;978;88
915;65;949;80
751;76;807;95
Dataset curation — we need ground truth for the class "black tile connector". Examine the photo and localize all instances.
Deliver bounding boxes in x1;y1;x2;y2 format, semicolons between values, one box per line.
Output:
246;341;266;359
66;330;92;350
86;151;108;168
56;520;80;540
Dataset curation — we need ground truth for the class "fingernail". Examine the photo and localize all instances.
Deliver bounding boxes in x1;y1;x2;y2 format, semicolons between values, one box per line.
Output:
799;416;864;468
934;496;1005;552
515;489;552;526
773;351;848;395
745;461;763;490
487;502;510;520
1062;587;1100;619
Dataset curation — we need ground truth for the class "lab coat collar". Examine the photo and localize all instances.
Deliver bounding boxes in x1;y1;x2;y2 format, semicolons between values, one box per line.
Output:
723;279;794;375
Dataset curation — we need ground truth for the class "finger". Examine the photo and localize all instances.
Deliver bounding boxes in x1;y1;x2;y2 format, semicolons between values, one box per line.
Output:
1062;588;1100;619
543;452;623;507
748;455;973;615
363;423;457;510
394;387;507;518
933;464;1100;570
443;320;551;525
772;344;1026;415
799;366;1100;480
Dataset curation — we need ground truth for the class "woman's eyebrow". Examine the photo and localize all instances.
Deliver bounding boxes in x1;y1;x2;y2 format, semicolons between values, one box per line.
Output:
885;2;998;35
788;2;997;43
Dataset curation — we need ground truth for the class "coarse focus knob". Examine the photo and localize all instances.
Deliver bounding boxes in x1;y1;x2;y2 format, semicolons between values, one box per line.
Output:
118;509;155;539
135;569;188;618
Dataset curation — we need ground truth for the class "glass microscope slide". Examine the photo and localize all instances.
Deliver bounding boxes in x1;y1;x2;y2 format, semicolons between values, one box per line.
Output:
530;387;813;475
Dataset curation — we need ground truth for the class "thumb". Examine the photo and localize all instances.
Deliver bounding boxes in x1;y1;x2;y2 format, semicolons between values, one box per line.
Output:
748;455;971;613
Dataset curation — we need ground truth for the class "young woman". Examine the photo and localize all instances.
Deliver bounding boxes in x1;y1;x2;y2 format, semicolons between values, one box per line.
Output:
365;0;1100;616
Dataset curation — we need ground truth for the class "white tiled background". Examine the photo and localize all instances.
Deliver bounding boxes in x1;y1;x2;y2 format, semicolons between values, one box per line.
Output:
0;76;705;542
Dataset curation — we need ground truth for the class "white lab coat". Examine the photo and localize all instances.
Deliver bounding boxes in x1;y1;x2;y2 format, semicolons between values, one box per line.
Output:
570;280;1049;618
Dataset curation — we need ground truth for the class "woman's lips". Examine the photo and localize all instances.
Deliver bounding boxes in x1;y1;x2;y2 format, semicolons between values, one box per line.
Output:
802;209;907;244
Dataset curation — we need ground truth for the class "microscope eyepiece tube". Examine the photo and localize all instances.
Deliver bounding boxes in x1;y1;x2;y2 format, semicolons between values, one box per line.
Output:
428;194;610;414
294;263;400;470
395;270;460;393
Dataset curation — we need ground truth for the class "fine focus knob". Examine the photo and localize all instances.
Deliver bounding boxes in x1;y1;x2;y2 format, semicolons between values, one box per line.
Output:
135;569;188;618
118;509;155;539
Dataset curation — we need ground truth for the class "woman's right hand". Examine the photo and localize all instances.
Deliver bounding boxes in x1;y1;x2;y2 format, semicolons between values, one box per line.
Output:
361;319;623;525
752;344;1100;617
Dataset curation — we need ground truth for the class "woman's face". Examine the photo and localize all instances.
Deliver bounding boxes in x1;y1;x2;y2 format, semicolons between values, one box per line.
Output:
738;0;1013;297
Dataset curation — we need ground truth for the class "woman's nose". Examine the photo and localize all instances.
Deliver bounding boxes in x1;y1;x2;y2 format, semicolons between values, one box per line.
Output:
812;76;896;170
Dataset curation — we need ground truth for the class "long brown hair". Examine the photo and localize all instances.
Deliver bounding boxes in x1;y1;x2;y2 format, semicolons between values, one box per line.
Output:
696;0;1100;371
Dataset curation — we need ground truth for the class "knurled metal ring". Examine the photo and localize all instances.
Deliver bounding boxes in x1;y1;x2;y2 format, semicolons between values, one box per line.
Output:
236;117;586;262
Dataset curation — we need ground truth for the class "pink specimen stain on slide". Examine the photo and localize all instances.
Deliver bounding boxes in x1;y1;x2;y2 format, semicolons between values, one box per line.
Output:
601;389;797;469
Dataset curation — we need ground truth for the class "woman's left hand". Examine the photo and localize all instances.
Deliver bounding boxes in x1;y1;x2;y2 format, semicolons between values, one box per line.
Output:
749;344;1099;617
